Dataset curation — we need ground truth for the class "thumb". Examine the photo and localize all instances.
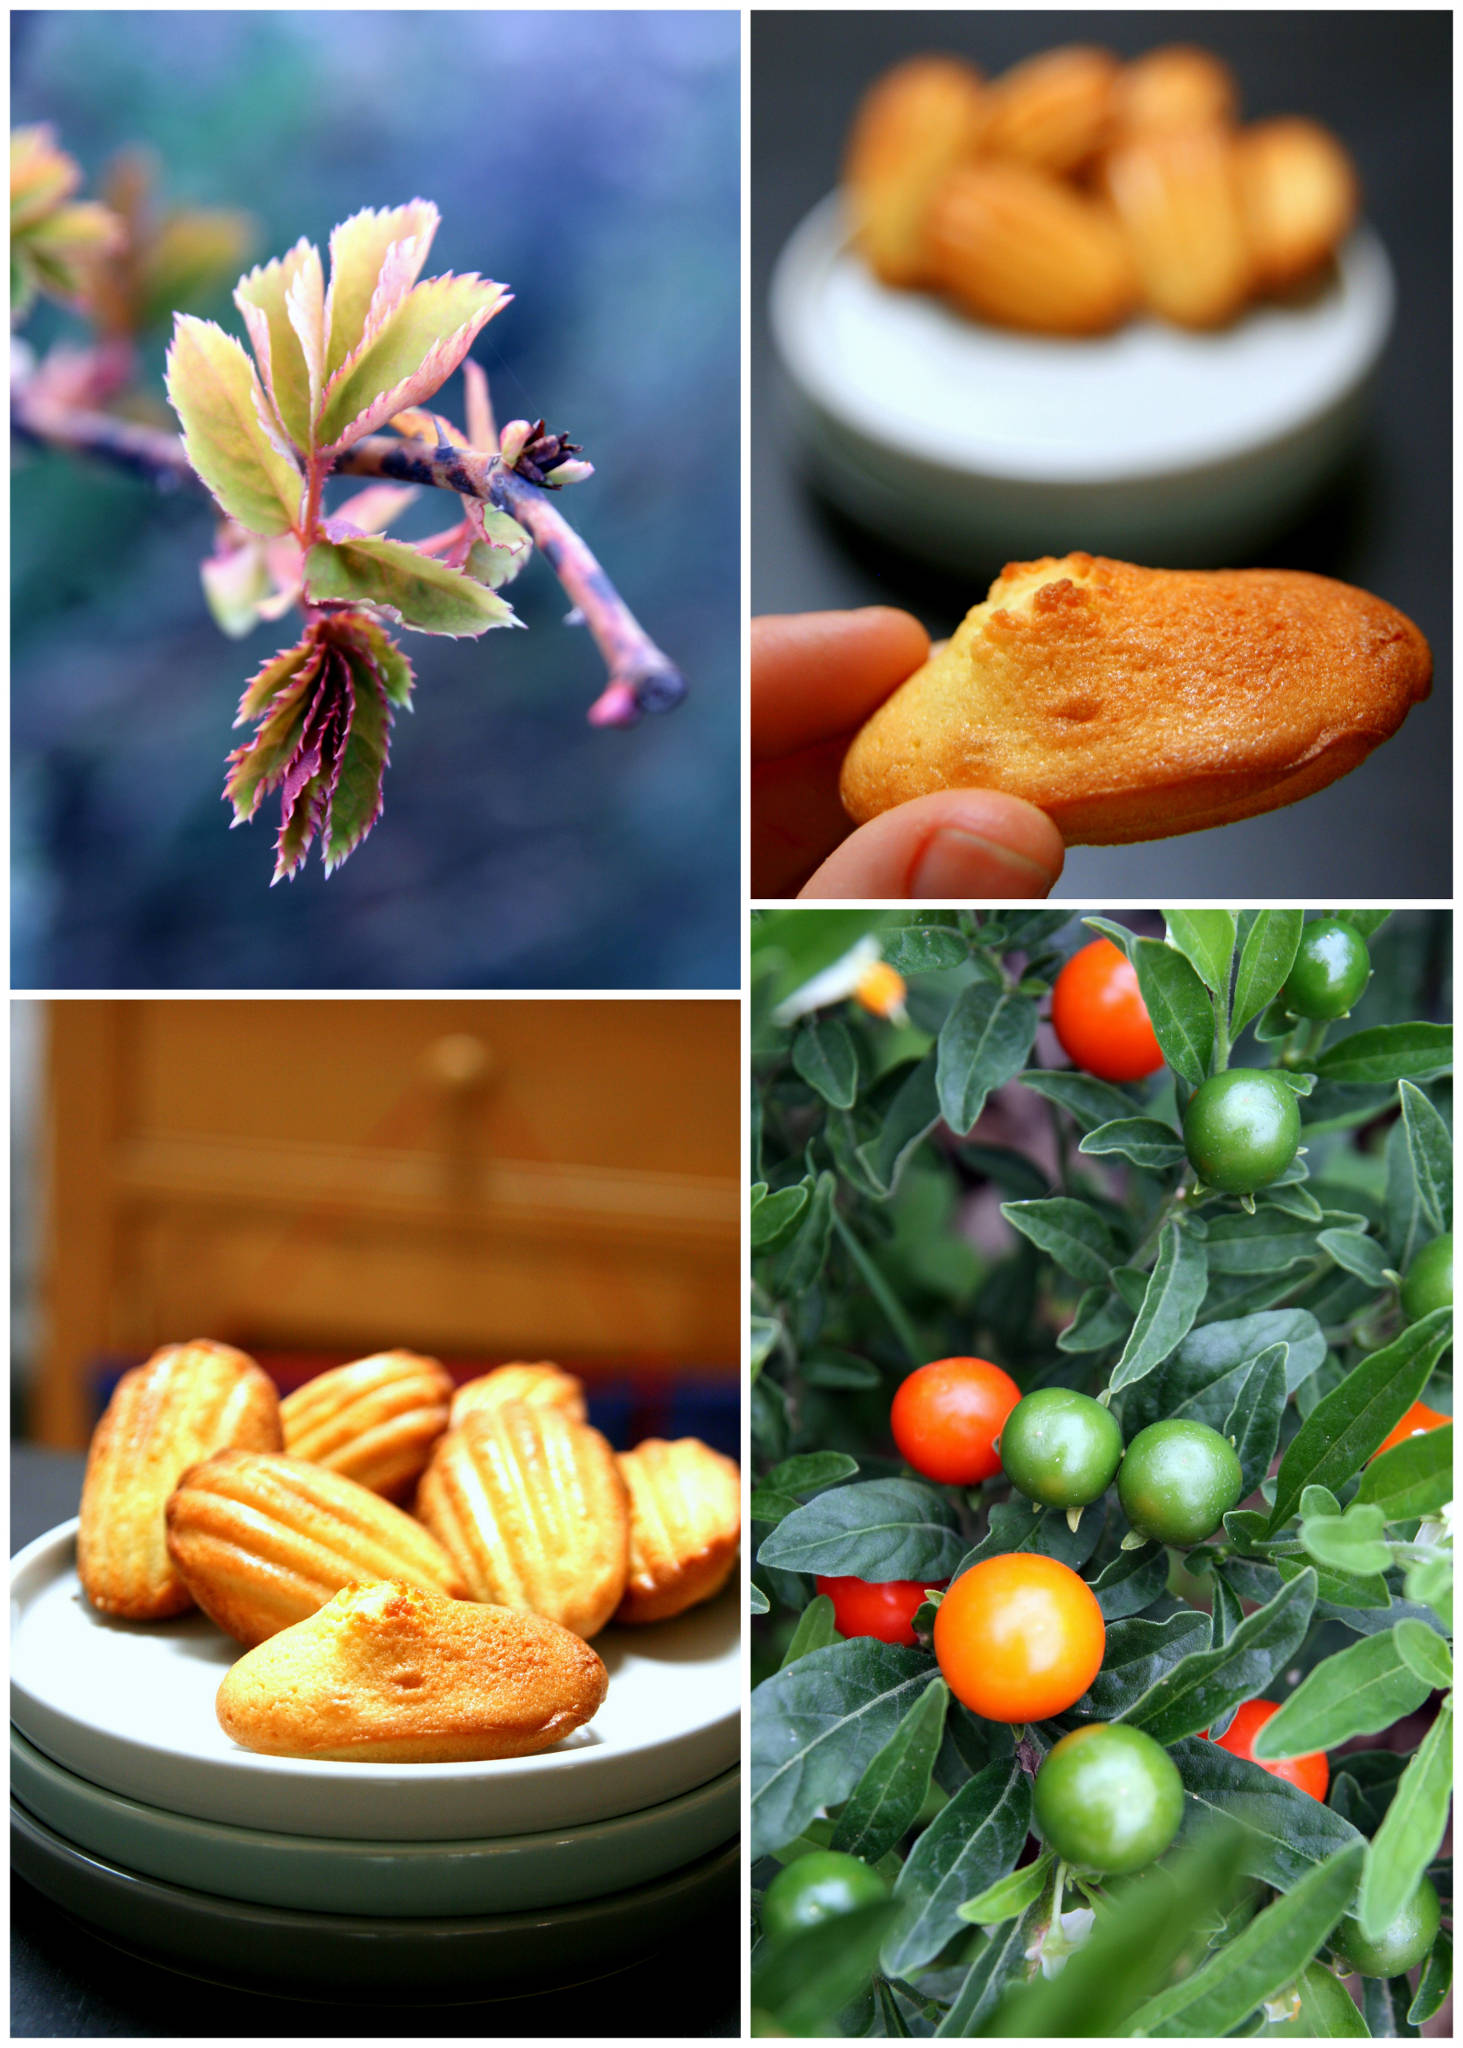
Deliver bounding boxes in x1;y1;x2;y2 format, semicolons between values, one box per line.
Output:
799;790;1065;900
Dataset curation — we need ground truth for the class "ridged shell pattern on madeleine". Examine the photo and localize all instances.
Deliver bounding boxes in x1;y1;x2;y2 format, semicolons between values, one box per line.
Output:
417;1404;629;1639
165;1451;464;1647
840;554;1432;846
78;1341;282;1622
216;1580;608;1764
449;1362;588;1431
616;1438;742;1625
279;1350;453;1500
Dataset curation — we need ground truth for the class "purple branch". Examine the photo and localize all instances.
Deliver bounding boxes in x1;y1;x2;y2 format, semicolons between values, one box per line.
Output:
11;385;686;724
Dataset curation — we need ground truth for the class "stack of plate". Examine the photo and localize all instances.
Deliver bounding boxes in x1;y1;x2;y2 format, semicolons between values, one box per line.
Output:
10;1519;740;1998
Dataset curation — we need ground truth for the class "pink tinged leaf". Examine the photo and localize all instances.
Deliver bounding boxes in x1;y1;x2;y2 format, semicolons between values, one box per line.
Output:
314;273;511;453
343;616;415;709
200;534;271;638
284;243;326;421
463;500;533;589
462;357;497;449
270;655;343;883
165;315;303;538
223;652;324;822
549;458;595;487
304;535;519;638
234;238;320;453
10;126;82;230
235;631;321;724
323;647;394;873
323;200;439;381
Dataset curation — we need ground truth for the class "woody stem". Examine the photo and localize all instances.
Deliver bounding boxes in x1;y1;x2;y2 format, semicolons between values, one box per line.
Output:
10;383;685;725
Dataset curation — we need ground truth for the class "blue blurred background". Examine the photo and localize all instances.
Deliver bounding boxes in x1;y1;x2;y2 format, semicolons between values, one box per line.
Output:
12;10;740;989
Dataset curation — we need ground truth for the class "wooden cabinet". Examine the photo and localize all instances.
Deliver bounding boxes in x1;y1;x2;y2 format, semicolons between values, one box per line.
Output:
36;999;740;1445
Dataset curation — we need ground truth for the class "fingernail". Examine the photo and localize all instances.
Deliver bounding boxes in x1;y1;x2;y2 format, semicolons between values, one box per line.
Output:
907;828;1056;900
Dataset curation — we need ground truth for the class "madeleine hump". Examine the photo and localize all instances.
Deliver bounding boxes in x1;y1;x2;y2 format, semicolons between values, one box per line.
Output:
279;1350;453;1500
216;1580;608;1763
449;1361;588;1430
616;1438;742;1625
165;1450;464;1645
839;553;1431;846
78;1341;282;1622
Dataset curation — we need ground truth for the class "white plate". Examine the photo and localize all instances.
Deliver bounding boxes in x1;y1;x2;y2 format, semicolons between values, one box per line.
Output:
11;1725;738;1917
11;1519;740;1840
770;192;1393;567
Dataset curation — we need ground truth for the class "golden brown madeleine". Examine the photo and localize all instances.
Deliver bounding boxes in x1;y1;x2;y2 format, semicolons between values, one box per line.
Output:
216;1580;608;1763
926;162;1137;336
77;1341;281;1622
844;55;987;288
279;1350;453;1501
615;1438;741;1625
1102;125;1254;328
976;45;1121;175
840;554;1432;846
165;1451;464;1647
1240;117;1359;291
417;1404;629;1639
449;1362;588;1431
1113;45;1238;135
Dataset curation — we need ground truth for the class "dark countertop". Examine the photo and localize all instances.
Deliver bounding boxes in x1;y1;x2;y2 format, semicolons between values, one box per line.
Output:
751;10;1452;898
11;1449;739;2038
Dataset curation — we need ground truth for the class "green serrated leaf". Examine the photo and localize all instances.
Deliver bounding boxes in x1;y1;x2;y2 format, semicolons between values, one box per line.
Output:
304;535;515;637
322;199;439;380
166;314;303;536
316;271;510;449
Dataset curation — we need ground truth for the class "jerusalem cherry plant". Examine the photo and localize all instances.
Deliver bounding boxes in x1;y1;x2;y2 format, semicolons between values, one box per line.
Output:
749;908;1453;2038
12;147;685;882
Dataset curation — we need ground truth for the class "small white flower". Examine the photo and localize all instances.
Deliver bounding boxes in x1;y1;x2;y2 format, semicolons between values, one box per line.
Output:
775;938;907;1024
1026;1907;1095;1977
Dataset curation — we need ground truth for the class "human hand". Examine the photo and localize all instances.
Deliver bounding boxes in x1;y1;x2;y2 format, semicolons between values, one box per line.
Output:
751;608;1065;898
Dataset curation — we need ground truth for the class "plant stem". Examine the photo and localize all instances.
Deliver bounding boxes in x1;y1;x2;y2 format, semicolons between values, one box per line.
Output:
831;1210;926;1369
10;380;685;725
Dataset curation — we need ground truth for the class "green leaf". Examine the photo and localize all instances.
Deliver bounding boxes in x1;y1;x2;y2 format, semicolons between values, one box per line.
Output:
1173;1738;1367;1892
1125;1571;1316;1745
464;504;533;589
855;1055;942;1197
1232;910;1305;1036
1123;1842;1364;2037
1090;1543;1170;1619
316;271;511;449
792;1013;860;1109
1392;1616;1452;1691
1299;1504;1392;1579
322;638;393;874
234;238;323;450
1000;1197;1120;1286
1225;1344;1287;1497
1079;1116;1187;1169
957;1855;1052;1927
934;1904;1045;2038
934;985;1038;1134
1316;1228;1392;1287
1108;1223;1208;1391
1408;1926;1451;2025
1398;1080;1452;1233
1130;936;1216;1085
750;1638;940;1859
1313;1024;1452;1088
764;1452;861;1496
1057;1285;1134;1354
881;919;970;974
1249;1631;1435;1759
752;1898;901;2036
322;199;439;380
781;1594;839;1667
757;1479;966;1583
165;314;303;536
1079;1609;1212;1717
1268;1311;1453;1531
1165;909;1237;997
831;1679;949;1864
1355;1702;1453;1942
1023;1069;1150;1133
883;1760;1033;1979
985;1826;1251;2037
749;1581;770;1615
751;1180;811;1250
304;536;516;637
1203;1209;1326;1277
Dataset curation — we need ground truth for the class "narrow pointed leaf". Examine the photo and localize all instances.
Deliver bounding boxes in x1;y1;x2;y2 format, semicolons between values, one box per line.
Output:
323;647;393;873
1109;1222;1208;1390
316;272;510;450
884;1760;1032;1979
1232;910;1305;1035
1251;1630;1434;1760
235;634;321;724
284;244;326;420
341;611;415;706
304;536;516;637
223;654;321;822
1355;1702;1453;1942
323;200;439;380
166;316;303;536
830;1679;948;1864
